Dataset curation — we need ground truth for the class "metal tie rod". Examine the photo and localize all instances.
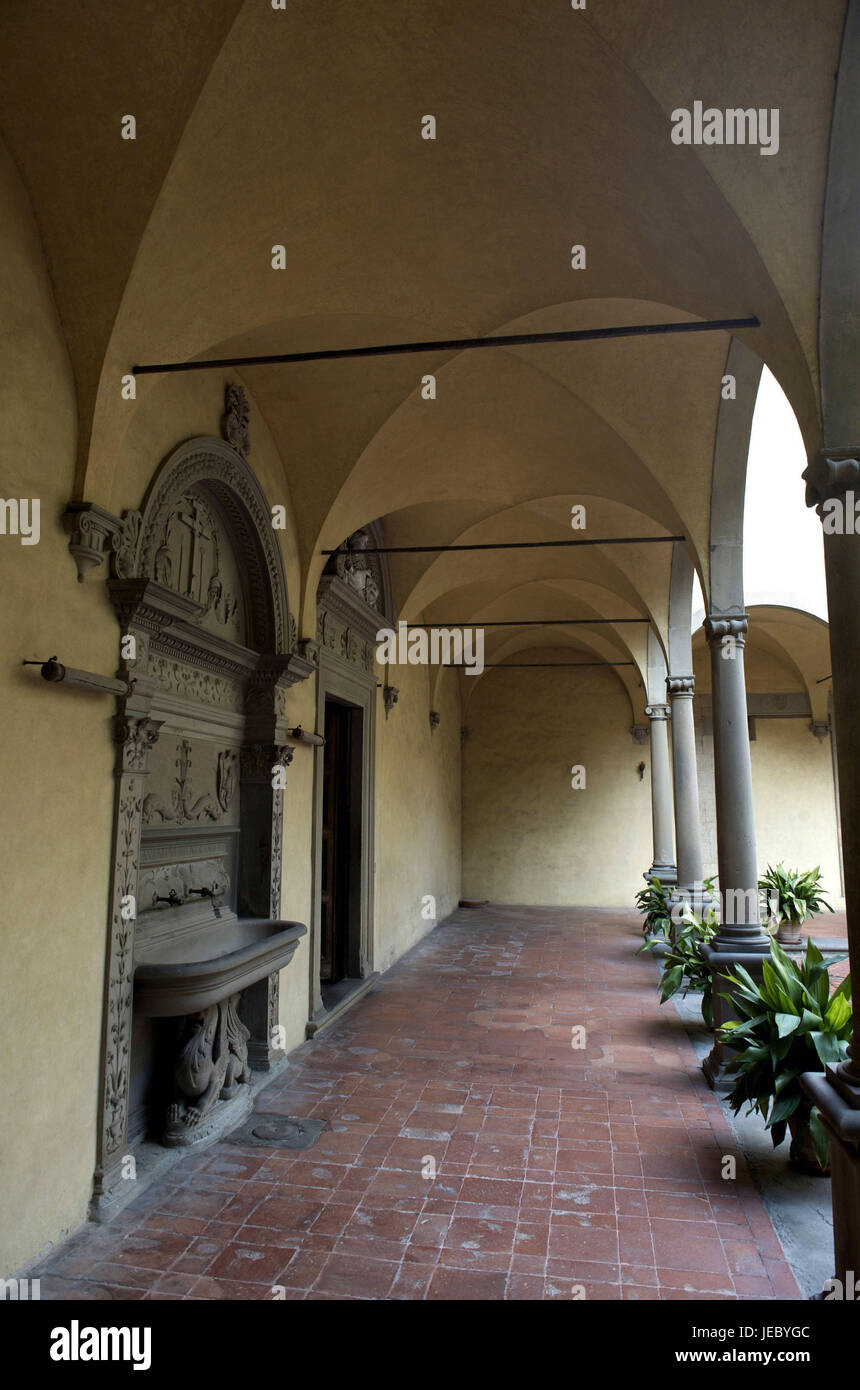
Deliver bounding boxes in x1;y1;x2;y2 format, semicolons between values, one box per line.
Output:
322;535;683;555
132;316;759;375
405;618;649;627
480;660;634;668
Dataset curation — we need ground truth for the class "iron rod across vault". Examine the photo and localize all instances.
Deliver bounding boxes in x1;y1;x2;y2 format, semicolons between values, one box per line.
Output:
132;316;759;375
322;536;683;555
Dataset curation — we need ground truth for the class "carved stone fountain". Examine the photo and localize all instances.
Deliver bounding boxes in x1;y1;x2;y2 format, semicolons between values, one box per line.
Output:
66;390;317;1213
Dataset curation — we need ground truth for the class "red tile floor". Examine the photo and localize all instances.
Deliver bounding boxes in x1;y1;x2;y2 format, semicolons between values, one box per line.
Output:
35;906;804;1301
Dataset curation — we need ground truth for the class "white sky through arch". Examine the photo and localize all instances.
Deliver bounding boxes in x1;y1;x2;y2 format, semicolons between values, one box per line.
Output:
742;367;827;619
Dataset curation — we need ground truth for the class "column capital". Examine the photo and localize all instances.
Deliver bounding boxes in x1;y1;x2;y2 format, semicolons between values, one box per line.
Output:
802;448;860;512
703;613;749;645
645;703;670;720
666;674;695;698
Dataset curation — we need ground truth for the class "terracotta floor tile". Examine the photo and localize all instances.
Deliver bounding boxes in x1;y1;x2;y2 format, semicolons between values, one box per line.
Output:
427;1267;508;1300
34;906;807;1302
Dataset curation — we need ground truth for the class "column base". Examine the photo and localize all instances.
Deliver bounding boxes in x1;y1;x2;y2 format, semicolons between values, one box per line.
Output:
700;943;769;1091
802;1070;860;1285
669;883;717;919
645;861;677;887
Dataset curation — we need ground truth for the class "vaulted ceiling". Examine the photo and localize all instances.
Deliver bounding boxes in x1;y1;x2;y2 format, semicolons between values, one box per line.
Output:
0;0;844;679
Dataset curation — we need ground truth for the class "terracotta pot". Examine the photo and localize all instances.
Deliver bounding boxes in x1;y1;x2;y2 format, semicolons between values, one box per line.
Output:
788;1114;829;1175
776;918;804;945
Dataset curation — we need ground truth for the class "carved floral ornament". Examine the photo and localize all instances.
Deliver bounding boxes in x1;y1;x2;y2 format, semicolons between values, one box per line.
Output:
142;742;239;826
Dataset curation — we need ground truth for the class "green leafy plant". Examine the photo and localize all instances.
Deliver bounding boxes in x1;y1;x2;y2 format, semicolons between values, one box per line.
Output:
634;876;673;939
758;863;833;944
639;906;718;1027
717;937;851;1170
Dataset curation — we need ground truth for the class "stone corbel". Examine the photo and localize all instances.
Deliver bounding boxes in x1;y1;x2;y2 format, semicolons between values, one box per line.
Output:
429;710;440;733
296;637;320;669
810;720;831;743
802;447;860;511
62;502;123;583
383;684;399;719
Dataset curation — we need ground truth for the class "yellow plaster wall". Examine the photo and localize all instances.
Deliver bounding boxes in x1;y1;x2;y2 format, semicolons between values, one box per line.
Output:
751;722;843;906
697;719;843;907
373;664;462;970
0;140;116;1275
462;662;652;905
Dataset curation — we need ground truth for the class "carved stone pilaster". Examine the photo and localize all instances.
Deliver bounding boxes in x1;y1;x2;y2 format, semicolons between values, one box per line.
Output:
91;713;163;1216
238;740;294;1070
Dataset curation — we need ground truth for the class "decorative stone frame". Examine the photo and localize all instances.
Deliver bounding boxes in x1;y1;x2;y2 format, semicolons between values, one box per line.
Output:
75;423;313;1218
307;535;392;1030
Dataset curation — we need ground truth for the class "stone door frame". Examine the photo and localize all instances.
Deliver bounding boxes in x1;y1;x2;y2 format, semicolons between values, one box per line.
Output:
308;575;382;1026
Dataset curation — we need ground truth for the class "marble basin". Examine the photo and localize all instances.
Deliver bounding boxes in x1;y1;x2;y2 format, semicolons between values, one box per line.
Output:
134;917;307;1017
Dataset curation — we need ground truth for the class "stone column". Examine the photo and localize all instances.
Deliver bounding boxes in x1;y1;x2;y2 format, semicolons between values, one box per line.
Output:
644;703;676;885
800;450;860;1285
703;615;769;950
666;674;709;912
699;615;770;1090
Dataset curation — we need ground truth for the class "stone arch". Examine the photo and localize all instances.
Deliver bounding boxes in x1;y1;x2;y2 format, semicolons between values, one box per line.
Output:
708;337;764;616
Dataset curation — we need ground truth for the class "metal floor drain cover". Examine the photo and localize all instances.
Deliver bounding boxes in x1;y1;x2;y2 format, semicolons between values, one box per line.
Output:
226;1114;326;1149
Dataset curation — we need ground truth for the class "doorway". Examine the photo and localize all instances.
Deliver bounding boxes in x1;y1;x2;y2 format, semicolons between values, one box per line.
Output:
320;696;363;1003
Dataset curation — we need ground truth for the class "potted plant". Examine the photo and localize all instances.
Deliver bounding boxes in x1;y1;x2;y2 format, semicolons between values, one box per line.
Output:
758;863;833;946
717;937;851;1172
634;876;673;941
639;905;718;1027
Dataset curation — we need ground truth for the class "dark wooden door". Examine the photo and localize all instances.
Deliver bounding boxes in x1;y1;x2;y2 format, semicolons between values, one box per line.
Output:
320;700;350;984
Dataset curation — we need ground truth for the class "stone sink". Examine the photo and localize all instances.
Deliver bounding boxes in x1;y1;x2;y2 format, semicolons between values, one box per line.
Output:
134;917;307;1017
